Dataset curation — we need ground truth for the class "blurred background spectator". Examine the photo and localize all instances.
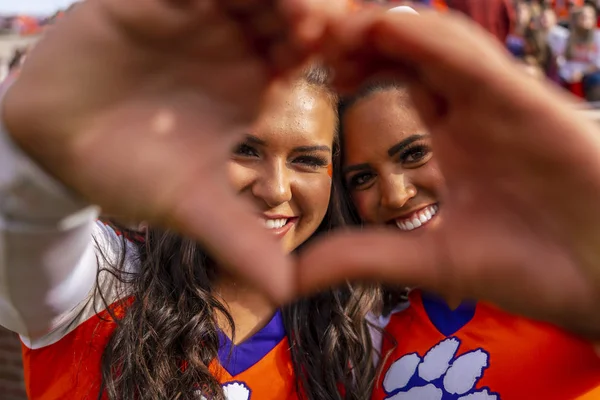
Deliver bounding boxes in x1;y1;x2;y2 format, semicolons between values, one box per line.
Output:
434;0;600;102
507;1;532;56
559;2;600;100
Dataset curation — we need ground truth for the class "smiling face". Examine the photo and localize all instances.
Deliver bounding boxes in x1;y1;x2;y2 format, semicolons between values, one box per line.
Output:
579;5;597;30
516;2;532;29
540;8;557;30
341;87;444;232
228;80;336;253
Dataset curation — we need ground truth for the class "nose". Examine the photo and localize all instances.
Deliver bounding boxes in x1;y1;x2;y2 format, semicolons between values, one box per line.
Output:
252;159;292;208
380;173;416;210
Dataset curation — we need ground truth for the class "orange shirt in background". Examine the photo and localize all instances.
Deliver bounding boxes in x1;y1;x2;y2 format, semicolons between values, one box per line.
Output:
554;0;585;20
431;0;449;12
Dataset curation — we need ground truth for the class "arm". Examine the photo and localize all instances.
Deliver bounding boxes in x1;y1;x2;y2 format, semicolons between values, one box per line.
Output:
0;82;104;341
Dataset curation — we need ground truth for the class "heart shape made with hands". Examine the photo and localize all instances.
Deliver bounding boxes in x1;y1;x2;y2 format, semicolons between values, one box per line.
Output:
4;0;600;337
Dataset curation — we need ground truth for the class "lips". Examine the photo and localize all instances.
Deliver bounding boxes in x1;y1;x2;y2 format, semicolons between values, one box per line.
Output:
395;204;438;231
261;216;298;238
263;218;288;229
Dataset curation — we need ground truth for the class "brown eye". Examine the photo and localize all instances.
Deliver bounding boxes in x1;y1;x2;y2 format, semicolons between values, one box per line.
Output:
234;143;259;158
347;172;375;189
293;155;328;169
400;144;431;165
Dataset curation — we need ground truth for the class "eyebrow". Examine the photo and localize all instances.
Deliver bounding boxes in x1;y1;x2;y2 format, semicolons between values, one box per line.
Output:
387;134;428;157
244;134;331;153
343;163;370;175
292;145;331;153
244;134;266;146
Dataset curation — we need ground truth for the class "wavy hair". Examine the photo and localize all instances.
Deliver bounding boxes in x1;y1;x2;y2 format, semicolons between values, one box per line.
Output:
565;6;595;61
97;65;378;400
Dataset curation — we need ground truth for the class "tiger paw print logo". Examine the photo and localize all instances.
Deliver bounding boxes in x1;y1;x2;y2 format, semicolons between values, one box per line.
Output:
197;381;251;400
222;382;251;400
383;338;500;400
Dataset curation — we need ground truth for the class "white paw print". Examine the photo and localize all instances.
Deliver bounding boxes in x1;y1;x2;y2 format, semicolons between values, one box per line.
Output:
222;382;251;400
383;338;499;400
196;381;251;400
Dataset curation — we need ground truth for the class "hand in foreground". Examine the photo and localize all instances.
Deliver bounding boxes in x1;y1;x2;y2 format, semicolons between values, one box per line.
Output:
298;11;600;337
2;0;341;303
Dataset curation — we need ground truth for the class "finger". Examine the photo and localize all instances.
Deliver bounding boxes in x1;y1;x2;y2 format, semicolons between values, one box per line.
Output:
223;0;273;14
295;228;448;296
171;183;295;304
100;0;221;39
279;0;347;46
387;6;420;15
326;10;515;96
370;11;517;91
320;7;384;63
248;7;286;39
406;78;449;130
224;0;346;76
321;8;414;93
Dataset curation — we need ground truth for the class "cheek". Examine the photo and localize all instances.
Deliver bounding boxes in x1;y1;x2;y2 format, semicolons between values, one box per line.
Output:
414;160;445;197
294;174;331;222
227;161;253;192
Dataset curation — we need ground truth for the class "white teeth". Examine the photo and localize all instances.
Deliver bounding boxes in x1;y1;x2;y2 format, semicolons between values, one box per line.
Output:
264;218;287;229
395;205;438;232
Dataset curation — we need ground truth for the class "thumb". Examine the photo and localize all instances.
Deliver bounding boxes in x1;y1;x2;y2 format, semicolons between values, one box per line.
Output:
171;183;294;304
296;228;446;296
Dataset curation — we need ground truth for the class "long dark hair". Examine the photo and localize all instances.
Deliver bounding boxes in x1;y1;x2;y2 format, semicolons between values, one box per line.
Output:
523;17;550;72
96;66;378;400
565;6;595;61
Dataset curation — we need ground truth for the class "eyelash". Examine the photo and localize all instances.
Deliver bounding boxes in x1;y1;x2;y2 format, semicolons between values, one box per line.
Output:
347;172;375;189
399;143;431;164
233;143;329;170
234;143;259;157
293;155;329;169
346;142;432;190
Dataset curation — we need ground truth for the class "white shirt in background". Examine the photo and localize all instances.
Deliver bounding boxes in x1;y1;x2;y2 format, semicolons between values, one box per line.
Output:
558;30;600;83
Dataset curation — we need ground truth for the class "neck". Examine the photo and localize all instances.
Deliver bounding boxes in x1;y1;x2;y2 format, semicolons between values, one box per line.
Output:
445;297;462;311
215;277;278;345
423;290;463;310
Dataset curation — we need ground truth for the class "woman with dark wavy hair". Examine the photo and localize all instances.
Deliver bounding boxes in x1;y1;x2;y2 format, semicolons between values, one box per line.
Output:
0;64;377;400
337;80;600;400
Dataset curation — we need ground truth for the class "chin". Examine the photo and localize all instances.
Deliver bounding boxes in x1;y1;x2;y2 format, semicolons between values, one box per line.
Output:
283;227;314;254
282;240;296;255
